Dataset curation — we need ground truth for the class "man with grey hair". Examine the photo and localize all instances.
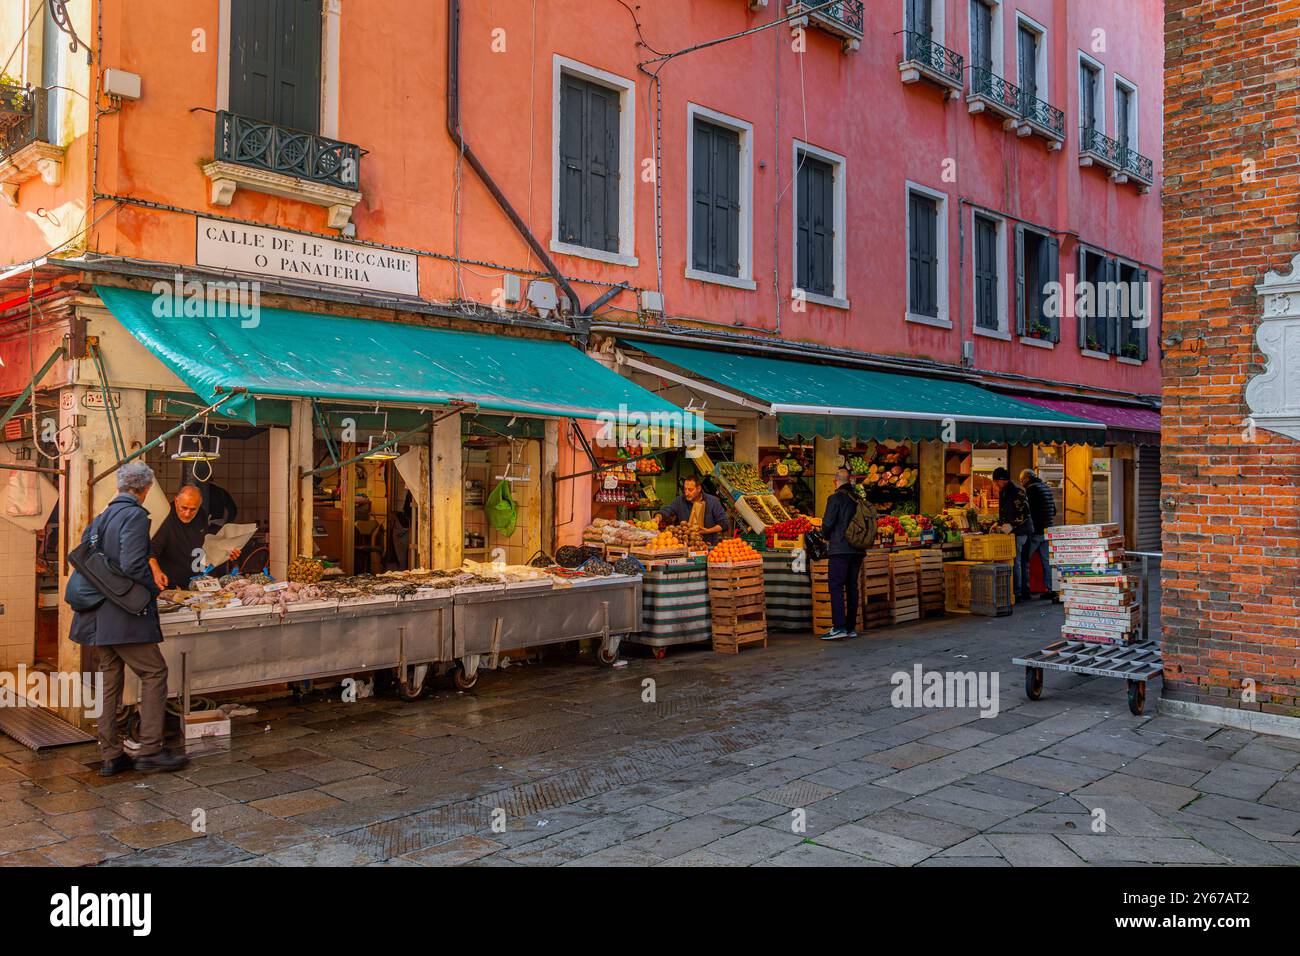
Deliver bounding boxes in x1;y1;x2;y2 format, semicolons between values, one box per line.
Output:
70;462;189;775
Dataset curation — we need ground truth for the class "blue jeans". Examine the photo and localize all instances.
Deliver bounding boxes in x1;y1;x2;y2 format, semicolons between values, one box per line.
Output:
1013;534;1030;596
1023;534;1053;592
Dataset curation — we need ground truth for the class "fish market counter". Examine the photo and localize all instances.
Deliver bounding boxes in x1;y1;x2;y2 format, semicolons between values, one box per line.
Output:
135;574;641;710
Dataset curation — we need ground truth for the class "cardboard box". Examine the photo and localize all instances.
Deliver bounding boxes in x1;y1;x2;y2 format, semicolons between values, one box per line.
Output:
183;710;231;740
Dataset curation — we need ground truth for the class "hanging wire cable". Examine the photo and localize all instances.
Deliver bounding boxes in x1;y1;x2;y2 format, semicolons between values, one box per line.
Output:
637;0;841;67
0;1;45;82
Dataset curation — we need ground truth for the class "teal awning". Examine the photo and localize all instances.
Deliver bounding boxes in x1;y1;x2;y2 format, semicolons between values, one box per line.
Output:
97;286;715;435
629;341;1105;445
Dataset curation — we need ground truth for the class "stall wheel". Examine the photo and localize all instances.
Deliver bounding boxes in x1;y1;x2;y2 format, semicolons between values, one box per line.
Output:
1127;679;1147;716
1025;666;1044;701
597;644;619;666
652;647;667;661
453;665;479;691
395;664;429;702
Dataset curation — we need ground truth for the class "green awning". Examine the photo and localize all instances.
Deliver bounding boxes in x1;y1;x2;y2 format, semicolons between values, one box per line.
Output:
629;341;1105;445
97;287;715;436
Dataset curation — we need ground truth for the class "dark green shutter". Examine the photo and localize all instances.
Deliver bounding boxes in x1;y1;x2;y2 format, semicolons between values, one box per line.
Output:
1018;26;1037;101
1077;246;1089;349
691;122;712;271
971;1;992;74
974;215;997;330
1105;257;1120;353
1044;235;1060;342
558;76;621;254
1136;268;1150;359
1014;224;1026;335
907;0;932;36
691;120;741;277
797;155;835;297
230;0;321;132
908;193;937;317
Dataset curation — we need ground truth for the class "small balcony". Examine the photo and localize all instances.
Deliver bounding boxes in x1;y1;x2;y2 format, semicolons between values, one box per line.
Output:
898;30;964;98
1018;91;1065;150
785;1;864;53
967;67;1024;130
1078;125;1125;177
0;83;64;206
203;110;363;229
1121;146;1154;193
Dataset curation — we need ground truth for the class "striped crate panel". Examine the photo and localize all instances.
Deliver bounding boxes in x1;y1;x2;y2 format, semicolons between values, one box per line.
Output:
640;566;712;641
762;551;812;631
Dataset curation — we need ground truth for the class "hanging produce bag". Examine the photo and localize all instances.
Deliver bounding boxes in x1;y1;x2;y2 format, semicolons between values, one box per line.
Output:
485;480;518;537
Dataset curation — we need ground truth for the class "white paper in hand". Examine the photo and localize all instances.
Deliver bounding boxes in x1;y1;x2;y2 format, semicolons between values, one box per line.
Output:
202;522;258;567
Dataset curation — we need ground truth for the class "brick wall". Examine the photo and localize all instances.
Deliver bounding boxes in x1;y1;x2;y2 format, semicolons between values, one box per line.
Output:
1162;0;1300;716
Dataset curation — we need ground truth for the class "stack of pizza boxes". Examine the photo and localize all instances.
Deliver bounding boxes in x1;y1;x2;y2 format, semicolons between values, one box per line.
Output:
1046;523;1141;645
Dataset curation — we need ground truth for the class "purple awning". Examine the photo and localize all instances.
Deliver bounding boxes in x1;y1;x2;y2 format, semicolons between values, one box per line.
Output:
1019;397;1160;442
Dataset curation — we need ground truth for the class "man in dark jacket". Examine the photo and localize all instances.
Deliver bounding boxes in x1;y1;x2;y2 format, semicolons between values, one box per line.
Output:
658;475;729;545
71;462;189;776
819;467;866;640
1020;468;1058;599
991;467;1035;600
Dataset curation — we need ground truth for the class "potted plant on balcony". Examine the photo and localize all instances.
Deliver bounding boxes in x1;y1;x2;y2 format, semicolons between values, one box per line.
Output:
1085;335;1103;352
1027;321;1052;340
0;75;30;134
1120;342;1141;359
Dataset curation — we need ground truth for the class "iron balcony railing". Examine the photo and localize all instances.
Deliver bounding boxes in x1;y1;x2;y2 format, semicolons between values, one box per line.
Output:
0;83;48;162
214;110;361;190
968;66;1023;117
1019;91;1065;140
1079;125;1124;170
788;1;864;39
1122;145;1154;184
901;30;964;87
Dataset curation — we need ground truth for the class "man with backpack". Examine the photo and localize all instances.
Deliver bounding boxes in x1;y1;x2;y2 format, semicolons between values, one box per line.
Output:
1020;468;1058;600
991;467;1035;601
67;462;189;776
819;467;877;640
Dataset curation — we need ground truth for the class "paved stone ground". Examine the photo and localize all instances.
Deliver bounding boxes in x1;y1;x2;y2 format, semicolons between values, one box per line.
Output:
2;593;1298;867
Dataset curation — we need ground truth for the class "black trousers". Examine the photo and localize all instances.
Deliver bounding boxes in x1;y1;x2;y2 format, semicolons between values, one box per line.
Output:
828;554;865;631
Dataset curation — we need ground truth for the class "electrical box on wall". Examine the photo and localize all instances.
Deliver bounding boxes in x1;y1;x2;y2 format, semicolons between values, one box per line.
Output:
501;273;522;304
103;69;142;101
640;291;664;315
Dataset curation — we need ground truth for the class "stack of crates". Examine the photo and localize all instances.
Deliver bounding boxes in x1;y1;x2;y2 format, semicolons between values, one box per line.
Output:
969;563;1014;616
810;559;832;634
707;559;767;654
899;549;945;617
859;551;892;630
889;553;920;623
943;560;982;613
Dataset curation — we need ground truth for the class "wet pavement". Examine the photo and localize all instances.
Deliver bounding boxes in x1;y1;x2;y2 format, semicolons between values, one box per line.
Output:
2;594;1298;867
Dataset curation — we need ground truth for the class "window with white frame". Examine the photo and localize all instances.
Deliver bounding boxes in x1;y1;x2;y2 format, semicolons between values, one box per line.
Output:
792;141;848;308
686;105;754;289
1114;75;1137;154
552;56;637;266
972;211;1008;335
905;182;949;327
905;0;945;43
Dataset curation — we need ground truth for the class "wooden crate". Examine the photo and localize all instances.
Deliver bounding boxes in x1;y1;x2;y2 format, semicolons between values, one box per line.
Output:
860;594;893;630
709;563;768;653
632;546;688;562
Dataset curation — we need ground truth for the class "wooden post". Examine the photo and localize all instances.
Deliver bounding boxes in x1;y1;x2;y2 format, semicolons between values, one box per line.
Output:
541;420;559;557
1064;443;1092;525
813;436;840;517
288;398;314;565
918;439;945;515
413;446;432;569
734;417;760;464
340;441;355;574
431;411;463;569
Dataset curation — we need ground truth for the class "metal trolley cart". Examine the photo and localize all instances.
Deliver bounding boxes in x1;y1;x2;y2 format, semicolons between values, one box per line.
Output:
1013;552;1162;716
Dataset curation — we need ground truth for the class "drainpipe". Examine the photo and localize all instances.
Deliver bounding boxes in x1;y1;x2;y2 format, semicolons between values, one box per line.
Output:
446;0;582;319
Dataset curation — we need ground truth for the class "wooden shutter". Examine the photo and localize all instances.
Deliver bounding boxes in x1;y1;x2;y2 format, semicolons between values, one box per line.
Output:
798;155;835;297
1136;268;1150;359
692;121;741;277
1014;224;1026;335
1077;246;1089;348
971;1;992;73
230;0;321;131
908;0;932;36
1117;89;1131;151
1044;235;1060;342
1081;65;1096;130
1018;27;1037;101
974;216;998;329
908;195;921;313
558;76;621;254
1104;257;1120;353
908;193;938;317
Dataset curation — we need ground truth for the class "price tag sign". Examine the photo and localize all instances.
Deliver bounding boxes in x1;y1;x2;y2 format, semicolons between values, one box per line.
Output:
265;581;289;593
603;474;619;490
